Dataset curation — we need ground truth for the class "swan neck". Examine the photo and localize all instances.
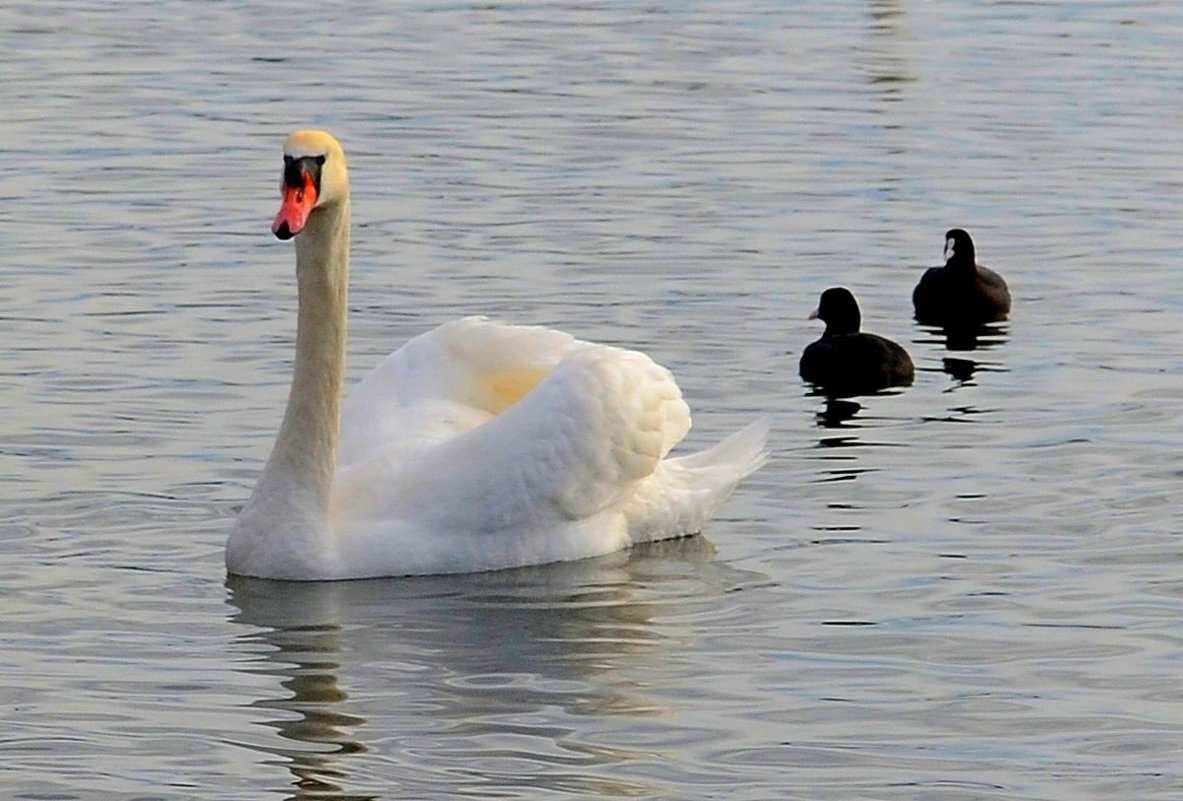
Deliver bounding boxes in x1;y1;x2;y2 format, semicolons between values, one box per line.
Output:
269;200;351;511
227;198;352;578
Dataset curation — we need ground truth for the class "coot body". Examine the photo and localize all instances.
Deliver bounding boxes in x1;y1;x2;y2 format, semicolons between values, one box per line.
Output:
913;228;1010;325
800;287;914;396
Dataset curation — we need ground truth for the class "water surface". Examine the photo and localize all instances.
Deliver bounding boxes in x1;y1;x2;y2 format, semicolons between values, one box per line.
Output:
2;1;1183;799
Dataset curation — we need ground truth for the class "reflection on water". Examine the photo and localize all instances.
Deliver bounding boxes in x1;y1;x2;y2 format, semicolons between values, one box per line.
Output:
912;321;1010;388
225;538;733;799
937;321;1010;353
860;0;913;102
941;355;978;383
816;398;862;429
228;586;372;801
5;0;1183;797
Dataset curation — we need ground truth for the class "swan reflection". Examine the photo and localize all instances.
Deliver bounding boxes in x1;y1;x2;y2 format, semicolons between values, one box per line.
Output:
227;582;372;801
225;538;741;799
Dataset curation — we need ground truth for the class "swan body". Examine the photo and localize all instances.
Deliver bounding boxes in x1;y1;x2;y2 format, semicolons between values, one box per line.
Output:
226;131;768;580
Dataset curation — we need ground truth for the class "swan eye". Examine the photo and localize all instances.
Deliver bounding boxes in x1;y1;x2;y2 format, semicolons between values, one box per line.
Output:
283;155;325;192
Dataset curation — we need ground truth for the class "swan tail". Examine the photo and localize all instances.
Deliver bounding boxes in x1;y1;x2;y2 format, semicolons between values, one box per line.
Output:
625;419;770;543
671;418;771;476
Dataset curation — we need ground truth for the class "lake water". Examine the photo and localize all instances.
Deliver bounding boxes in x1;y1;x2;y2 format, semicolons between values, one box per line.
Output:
3;1;1182;798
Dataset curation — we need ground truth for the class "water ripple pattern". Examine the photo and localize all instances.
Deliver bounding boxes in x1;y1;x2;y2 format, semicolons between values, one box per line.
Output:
2;1;1182;799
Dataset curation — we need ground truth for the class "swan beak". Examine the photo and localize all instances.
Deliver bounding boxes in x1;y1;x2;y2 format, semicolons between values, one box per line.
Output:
272;173;319;240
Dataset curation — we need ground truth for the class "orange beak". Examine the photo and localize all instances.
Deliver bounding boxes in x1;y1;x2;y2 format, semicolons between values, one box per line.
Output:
272;172;319;239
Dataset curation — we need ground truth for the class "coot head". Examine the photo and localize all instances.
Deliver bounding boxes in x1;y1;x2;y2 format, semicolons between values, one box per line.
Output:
944;228;976;269
809;287;862;337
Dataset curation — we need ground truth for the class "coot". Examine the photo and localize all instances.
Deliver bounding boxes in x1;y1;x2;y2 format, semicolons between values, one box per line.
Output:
800;287;915;395
913;228;1010;325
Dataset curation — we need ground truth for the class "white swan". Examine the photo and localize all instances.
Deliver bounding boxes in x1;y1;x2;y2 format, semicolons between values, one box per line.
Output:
226;130;768;580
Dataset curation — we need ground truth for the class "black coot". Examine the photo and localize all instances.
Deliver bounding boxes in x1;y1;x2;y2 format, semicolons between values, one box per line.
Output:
800;287;915;396
913;228;1010;325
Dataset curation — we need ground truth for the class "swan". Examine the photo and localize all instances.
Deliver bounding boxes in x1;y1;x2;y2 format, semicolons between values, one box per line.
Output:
226;130;769;580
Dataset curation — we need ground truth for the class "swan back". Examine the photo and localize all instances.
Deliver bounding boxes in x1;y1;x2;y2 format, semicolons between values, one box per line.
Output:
337;317;690;468
325;318;712;575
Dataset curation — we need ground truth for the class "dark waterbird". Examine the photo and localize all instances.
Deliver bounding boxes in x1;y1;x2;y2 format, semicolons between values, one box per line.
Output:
799;287;915;396
913;228;1011;326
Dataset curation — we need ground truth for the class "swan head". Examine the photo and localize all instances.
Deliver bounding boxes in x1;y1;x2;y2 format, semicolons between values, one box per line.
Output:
273;130;349;240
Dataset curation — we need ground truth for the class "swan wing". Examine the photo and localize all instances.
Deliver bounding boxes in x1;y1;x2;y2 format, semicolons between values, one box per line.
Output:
337;317;579;466
333;320;691;536
322;318;771;576
426;338;692;524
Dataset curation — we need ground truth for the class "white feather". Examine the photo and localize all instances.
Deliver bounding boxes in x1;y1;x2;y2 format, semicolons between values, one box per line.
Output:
227;131;768;580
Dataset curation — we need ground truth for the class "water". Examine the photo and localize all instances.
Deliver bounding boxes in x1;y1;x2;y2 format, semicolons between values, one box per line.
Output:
2;1;1182;798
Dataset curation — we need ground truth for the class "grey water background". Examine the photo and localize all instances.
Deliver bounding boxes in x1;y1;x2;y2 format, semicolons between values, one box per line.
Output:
2;1;1182;798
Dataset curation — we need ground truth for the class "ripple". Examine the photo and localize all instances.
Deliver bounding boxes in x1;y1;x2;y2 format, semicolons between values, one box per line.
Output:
3;0;1183;798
